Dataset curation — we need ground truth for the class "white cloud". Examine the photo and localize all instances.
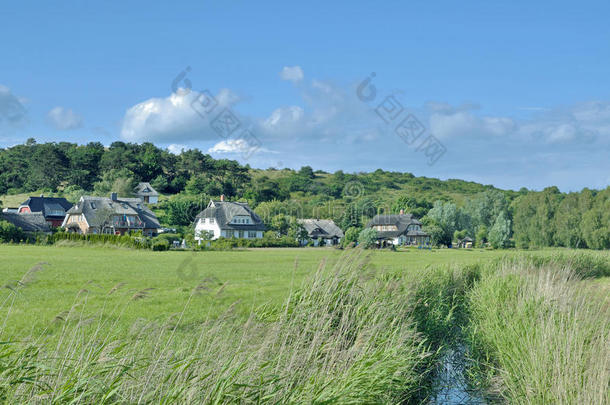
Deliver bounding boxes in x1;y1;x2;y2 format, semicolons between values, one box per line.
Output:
279;66;304;83
208;139;250;154
263;106;304;133
120;88;240;143
168;144;189;154
46;106;83;130
0;85;27;127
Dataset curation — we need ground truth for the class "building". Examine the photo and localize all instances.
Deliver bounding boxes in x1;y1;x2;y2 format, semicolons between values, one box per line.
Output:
366;210;430;246
194;196;266;242
457;236;474;248
18;195;73;227
0;212;51;234
61;193;161;236
134;182;159;204
298;219;344;246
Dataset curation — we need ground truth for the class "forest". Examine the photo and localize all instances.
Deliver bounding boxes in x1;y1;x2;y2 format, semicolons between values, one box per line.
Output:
1;139;608;249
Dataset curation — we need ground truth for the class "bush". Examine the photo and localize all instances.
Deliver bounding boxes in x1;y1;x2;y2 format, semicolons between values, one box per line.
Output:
357;228;378;249
50;232;150;249
151;239;170;251
0;220;26;243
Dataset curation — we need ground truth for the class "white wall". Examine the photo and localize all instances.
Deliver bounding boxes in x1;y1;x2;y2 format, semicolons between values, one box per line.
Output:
194;218;222;241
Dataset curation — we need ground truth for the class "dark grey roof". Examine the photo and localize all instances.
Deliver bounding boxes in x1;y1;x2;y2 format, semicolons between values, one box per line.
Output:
298;219;344;238
367;214;427;239
134;182;159;197
195;200;266;231
1;212;51;233
19;196;72;218
65;196;160;230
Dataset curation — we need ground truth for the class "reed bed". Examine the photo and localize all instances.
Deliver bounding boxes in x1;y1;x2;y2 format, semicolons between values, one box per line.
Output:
467;255;610;404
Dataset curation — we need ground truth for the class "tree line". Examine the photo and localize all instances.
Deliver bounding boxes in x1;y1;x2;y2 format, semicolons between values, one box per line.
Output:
0;140;608;249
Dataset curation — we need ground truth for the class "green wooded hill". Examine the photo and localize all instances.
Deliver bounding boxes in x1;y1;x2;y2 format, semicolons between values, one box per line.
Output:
1;139;608;249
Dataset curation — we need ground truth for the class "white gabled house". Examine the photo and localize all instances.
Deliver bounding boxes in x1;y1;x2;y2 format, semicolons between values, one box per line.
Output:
194;196;266;243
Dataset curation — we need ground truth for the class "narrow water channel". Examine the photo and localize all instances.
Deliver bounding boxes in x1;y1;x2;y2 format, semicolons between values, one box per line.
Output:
429;344;486;404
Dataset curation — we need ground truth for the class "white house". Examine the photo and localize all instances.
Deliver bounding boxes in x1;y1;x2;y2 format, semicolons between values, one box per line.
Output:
194;196;266;243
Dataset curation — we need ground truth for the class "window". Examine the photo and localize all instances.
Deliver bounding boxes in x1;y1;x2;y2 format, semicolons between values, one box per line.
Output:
90;202;96;209
248;231;257;238
239;230;244;238
210;218;215;224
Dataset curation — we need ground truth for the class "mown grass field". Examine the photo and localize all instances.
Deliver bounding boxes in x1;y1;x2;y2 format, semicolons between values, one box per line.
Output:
1;245;513;337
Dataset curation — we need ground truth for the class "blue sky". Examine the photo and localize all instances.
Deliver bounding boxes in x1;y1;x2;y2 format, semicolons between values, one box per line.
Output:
1;1;610;191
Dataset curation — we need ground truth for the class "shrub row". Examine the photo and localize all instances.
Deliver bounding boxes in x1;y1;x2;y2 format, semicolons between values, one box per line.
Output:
50;232;150;249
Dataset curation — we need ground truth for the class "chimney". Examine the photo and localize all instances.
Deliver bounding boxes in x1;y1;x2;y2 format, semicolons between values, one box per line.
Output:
110;192;118;201
400;209;404;215
220;194;224;202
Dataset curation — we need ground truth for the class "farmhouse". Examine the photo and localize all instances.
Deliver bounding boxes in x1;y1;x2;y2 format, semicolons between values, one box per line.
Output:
134;182;159;204
61;193;161;236
298;219;344;246
194;196;265;242
0;212;51;234
18;195;72;227
366;210;430;246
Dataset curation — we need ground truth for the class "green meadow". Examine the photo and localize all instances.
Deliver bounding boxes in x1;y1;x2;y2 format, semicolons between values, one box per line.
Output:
0;245;608;403
1;245;510;337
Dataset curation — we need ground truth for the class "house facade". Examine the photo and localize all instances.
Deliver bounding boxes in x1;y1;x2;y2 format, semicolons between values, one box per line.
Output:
194;197;266;242
18;195;72;227
134;182;159;204
298;219;344;246
61;193;161;236
366;210;430;246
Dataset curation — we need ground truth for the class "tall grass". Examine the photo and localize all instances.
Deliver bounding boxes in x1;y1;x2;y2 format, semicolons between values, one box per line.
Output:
467;255;610;404
0;250;429;403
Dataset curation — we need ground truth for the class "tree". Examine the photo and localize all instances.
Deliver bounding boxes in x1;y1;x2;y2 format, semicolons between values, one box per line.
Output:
357;228;378;249
423;200;458;246
162;194;209;226
488;212;511;249
269;214;290;236
464;190;509;231
93;168;136;196
453;229;467;243
581;188;610;249
25;143;70;191
475;226;488;248
344;227;360;245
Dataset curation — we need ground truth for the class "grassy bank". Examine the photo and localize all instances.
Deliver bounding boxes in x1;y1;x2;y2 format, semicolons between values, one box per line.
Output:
466;253;610;404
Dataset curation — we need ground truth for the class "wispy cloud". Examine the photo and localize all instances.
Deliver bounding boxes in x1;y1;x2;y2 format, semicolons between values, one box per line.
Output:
46;106;83;130
279;66;304;83
0;84;27;129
